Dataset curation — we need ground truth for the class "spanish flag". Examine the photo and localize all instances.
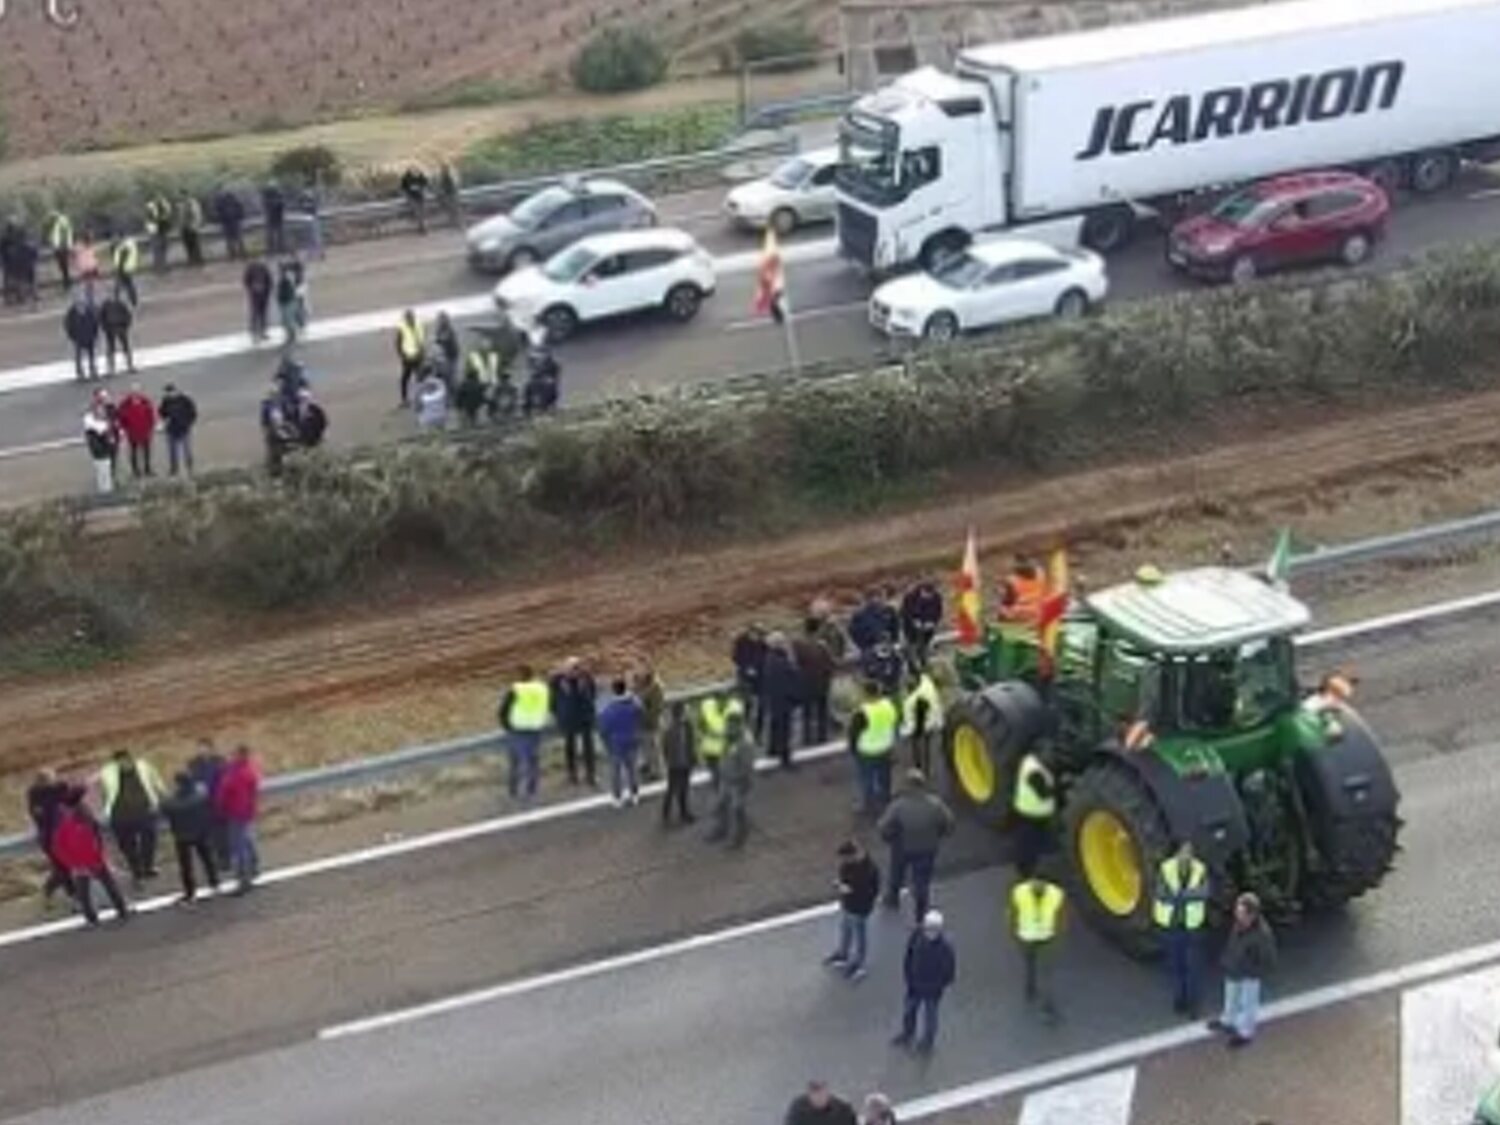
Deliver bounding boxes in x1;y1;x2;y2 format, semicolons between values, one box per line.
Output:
1038;546;1070;658
753;226;786;323
956;528;982;647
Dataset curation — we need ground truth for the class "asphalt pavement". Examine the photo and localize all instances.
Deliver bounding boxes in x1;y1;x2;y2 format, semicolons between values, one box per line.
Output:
4;171;1500;507
2;599;1499;1123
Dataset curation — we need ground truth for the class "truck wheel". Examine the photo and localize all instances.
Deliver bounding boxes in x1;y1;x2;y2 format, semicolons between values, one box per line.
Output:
1062;761;1172;959
923;311;960;343
1409;149;1458;194
770;208;799;236
940;682;1045;831
920;230;968;272
1081;206;1135;254
1360;158;1404;196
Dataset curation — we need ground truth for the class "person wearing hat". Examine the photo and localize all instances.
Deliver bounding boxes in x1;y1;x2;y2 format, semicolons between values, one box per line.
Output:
893;909;956;1053
877;768;954;923
1210;891;1277;1048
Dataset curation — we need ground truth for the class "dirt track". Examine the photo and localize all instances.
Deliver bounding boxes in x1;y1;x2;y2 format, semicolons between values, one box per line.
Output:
3;388;1499;769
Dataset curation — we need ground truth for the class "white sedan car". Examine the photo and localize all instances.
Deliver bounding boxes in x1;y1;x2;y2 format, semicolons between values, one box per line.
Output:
869;238;1109;342
723;147;840;235
493;228;716;342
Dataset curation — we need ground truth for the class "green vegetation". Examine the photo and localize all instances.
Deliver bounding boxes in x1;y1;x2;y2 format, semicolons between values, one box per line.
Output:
398;79;538;113
269;144;345;188
570;26;669;94
5;244;1500;652
735;21;823;70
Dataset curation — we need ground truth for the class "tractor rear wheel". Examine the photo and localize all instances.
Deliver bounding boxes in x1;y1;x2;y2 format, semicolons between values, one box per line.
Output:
940;682;1045;832
1062;761;1172;959
1300;813;1401;911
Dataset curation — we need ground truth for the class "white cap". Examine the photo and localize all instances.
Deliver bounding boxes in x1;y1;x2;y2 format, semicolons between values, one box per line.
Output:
922;909;944;930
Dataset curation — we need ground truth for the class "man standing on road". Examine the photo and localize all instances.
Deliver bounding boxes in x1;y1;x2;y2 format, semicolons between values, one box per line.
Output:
243;257;273;342
178;192;205;267
900;661;943;777
158;383;198;476
83;400;117;494
64;292;100;381
437;161;463;228
793;612;837;747
261;182;287;256
900;579;944;668
26;768;75;911
893;909;956;1054
550;657;598;787
1154;840;1211;1017
116;384;157;480
785;1081;857;1125
160;772;220;905
216;745;262;894
110;231;140;309
46;208;74;291
1012;747;1057;876
847;682;899;812
1010;870;1065;1022
99;749;166;889
731;624;768;740
878;768;954;923
53;787;130;927
395;309;426;407
707;710;754;849
1210;892;1277;1048
413;366;449;431
634;664;666;782
215;187;247;260
660;700;698;827
850;587;900;656
762;632;800;769
145;194;173;272
100;288;136;376
498;665;551;804
599;678;644;809
697;689;743;792
825;839;880;981
401;165;430;234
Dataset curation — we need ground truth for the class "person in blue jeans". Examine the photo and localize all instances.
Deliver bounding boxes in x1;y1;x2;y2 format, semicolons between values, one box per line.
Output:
893;910;956;1053
825;840;880;981
1209;892;1277;1048
598;679;644;808
498;665;551;803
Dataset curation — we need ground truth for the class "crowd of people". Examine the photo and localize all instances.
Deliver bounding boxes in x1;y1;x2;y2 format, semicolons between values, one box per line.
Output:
81;382;200;494
25;742;263;927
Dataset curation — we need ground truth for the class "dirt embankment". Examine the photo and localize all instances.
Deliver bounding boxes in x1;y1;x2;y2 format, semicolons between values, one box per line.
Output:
3;387;1500;773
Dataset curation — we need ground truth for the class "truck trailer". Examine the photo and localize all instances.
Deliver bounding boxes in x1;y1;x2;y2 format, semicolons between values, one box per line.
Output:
834;0;1500;271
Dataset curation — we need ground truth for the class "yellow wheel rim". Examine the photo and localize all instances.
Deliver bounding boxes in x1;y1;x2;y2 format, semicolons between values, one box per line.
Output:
952;724;995;804
1079;809;1143;917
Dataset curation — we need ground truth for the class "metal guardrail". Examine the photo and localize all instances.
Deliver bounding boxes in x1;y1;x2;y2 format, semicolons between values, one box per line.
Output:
6;508;1500;859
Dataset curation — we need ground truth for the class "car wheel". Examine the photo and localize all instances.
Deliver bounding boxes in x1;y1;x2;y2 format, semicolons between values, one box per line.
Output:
770;208;798;236
541;305;578;342
1054;288;1090;319
1340;230;1373;267
1409;149;1458;195
664;283;702;322
1229;254;1258;285
506;246;539;272
923;311;960;343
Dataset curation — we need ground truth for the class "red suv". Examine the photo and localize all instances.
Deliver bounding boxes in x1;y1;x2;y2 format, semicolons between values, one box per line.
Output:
1166;171;1391;284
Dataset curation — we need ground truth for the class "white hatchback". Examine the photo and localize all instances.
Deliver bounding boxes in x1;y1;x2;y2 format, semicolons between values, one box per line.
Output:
723;147;841;235
494;228;717;342
869;238;1109;342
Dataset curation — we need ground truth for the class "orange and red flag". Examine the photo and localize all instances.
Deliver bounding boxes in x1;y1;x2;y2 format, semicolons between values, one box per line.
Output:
956;528;982;647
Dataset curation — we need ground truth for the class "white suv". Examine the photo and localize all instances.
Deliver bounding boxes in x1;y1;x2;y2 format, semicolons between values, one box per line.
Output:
494;228;716;342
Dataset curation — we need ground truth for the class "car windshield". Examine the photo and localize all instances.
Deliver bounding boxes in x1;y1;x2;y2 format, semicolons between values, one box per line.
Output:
769;158;811;190
1210;190;1276;227
542;245;596;283
511;186;574;230
930;252;989;290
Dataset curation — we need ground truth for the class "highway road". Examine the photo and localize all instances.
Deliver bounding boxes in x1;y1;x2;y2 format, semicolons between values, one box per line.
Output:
3;171;1500;507
2;593;1500;1123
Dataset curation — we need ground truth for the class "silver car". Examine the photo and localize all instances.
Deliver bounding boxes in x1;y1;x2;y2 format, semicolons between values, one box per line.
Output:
465;178;657;274
723;147;840;234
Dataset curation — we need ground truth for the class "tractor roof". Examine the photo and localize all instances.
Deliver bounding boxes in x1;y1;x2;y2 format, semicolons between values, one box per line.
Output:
1086;566;1311;655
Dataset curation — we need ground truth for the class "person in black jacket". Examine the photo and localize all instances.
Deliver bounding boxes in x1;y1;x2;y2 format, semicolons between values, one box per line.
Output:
893;910;957;1053
295;389;328;449
243;258;273;342
160;773;220;904
99;289;135;376
158;383;197;476
762;632;801;769
659;701;698;826
215;188;247;260
64;294;100;381
400;165;430;234
793;616;838;746
549;657;598;787
825;839;880;981
26;768;76;909
260;182;286;255
900;580;944;667
849;587;900;655
785;1081;857;1125
731;624;768;739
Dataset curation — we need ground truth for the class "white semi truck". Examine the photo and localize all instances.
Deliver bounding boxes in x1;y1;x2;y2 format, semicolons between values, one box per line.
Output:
834;0;1500;271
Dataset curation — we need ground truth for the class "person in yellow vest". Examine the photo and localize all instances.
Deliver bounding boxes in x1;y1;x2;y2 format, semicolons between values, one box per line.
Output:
498;664;551;802
1012;748;1057;874
1010;872;1065;1021
1154;840;1211;1017
144;194;173;272
395;309;427;407
99;749;167;888
901;662;943;777
698;691;744;792
111;233;140;309
848;682;899;812
46;209;74;290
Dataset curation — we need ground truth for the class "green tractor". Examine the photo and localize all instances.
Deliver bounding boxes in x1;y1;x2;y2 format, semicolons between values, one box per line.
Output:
942;565;1401;957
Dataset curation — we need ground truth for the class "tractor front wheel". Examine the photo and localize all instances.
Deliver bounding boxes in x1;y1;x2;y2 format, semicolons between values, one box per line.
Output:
940;682;1044;831
1062;761;1173;959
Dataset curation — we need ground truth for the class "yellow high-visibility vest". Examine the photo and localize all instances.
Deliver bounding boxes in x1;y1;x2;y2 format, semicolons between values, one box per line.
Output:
99;758;166;817
47;213;74;250
510;679;550;732
699;696;743;760
1153;857;1209;931
398;321;426;359
901;673;943;736
1012;753;1056;820
1011;880;1064;943
856;698;899;758
466;349;500;384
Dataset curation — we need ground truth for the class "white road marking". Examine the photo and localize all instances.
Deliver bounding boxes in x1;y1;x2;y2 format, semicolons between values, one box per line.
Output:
0;436;80;460
723;299;868;332
1017;1067;1137;1125
1299;586;1500;647
1401;964;1500;1125
0;239;838;399
1469;188;1500;201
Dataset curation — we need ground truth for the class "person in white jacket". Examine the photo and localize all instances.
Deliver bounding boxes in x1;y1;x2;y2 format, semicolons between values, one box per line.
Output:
413;368;449;432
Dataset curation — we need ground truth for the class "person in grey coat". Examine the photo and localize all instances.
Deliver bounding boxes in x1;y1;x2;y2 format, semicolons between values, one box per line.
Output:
706;711;754;849
877;769;955;923
1210;891;1277;1047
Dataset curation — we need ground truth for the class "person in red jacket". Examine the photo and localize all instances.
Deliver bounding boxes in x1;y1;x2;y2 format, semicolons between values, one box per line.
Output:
215;745;261;893
116;383;156;480
51;787;130;926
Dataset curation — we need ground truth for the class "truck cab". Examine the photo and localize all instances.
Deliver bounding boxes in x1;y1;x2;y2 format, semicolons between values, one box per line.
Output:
835;68;1007;272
